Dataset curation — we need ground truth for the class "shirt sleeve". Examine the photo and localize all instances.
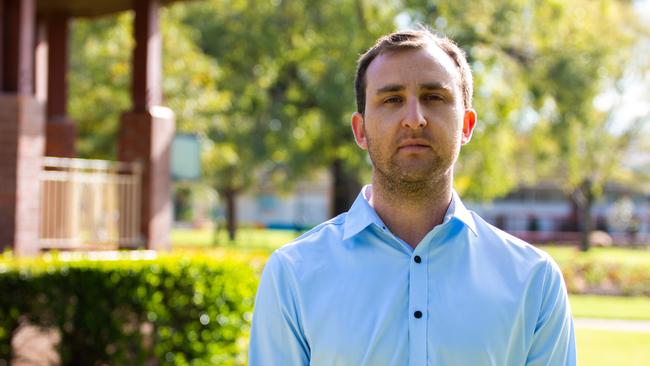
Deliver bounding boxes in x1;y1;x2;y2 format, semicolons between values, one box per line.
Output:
525;258;577;366
248;251;310;366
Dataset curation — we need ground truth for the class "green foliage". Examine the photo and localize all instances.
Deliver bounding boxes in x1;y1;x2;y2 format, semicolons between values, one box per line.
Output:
541;246;650;295
521;0;642;194
175;0;403;193
403;0;647;202
69;14;133;159
0;252;259;365
70;0;647;222
553;251;650;296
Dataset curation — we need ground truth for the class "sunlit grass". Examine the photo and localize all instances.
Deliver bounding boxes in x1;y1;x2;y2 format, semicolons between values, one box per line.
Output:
171;227;301;252
577;329;650;366
570;294;650;320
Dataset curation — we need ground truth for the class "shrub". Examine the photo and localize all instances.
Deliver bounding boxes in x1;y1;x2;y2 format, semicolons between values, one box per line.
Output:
0;251;260;365
554;255;650;297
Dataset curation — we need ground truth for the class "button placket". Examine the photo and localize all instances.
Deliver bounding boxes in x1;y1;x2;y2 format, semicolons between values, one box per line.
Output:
408;250;428;366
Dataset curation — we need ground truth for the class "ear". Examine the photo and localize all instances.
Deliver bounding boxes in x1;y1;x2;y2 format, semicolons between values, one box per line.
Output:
351;112;368;150
461;109;477;145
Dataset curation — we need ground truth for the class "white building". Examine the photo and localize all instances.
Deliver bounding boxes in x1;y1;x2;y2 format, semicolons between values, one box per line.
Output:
232;175;649;244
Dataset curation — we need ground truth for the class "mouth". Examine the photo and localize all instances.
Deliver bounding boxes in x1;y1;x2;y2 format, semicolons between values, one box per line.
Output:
397;139;432;153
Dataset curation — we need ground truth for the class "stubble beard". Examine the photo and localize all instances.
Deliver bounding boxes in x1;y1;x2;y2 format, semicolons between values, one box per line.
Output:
367;134;457;203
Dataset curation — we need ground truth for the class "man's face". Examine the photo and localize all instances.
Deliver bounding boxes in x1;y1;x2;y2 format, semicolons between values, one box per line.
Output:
351;46;476;187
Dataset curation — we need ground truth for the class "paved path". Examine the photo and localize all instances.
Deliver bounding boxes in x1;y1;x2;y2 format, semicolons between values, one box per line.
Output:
575;318;650;332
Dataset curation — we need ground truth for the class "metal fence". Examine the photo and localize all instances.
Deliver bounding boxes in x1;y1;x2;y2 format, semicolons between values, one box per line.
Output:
40;157;142;250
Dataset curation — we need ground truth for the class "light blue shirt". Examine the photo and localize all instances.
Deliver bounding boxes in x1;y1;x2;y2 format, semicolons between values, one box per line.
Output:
249;186;576;365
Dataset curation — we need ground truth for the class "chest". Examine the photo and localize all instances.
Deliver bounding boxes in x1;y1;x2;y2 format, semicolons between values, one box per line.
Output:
299;255;535;366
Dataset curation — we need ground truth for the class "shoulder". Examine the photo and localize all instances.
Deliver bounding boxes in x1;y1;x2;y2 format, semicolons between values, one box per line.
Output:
272;213;348;267
469;211;561;277
467;212;568;316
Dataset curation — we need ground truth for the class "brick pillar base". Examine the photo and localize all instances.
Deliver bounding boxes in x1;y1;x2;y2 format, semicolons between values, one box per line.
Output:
45;116;76;157
119;106;175;251
0;94;45;256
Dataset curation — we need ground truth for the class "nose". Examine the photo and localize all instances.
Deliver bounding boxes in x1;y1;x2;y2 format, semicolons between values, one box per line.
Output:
402;99;427;129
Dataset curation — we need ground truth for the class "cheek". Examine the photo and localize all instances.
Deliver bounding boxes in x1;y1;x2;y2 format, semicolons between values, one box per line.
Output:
367;107;401;125
365;127;390;155
363;115;393;140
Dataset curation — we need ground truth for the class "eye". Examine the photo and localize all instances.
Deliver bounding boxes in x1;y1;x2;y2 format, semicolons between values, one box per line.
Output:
423;94;444;102
383;96;403;104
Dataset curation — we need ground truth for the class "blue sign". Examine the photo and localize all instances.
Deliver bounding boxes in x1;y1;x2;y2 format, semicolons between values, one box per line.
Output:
171;134;201;181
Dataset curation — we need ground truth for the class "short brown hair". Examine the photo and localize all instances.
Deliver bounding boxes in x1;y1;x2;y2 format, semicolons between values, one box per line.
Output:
354;29;473;114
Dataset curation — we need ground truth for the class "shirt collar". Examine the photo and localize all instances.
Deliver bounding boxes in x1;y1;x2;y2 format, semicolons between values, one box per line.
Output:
342;185;384;241
447;190;478;236
342;185;478;241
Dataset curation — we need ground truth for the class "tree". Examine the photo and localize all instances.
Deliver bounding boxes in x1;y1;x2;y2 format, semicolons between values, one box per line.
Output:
69;14;132;159
403;0;649;250
177;0;399;237
518;0;648;251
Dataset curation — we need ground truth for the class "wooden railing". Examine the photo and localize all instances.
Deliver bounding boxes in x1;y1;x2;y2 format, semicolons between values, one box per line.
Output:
39;157;142;250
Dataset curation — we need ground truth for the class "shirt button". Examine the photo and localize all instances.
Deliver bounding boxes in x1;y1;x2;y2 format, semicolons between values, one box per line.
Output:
414;311;423;319
414;255;421;263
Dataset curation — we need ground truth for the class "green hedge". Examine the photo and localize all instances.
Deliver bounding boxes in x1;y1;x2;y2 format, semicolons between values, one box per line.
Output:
0;252;261;365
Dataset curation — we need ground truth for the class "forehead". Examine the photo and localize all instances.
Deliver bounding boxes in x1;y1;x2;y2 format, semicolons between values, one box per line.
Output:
365;45;461;91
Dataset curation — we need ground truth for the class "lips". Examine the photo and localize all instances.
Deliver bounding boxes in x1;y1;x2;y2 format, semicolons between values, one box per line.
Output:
397;139;432;152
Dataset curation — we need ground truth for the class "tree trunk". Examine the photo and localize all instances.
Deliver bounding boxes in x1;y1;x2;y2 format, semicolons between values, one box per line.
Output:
330;159;362;218
573;180;594;252
224;188;237;242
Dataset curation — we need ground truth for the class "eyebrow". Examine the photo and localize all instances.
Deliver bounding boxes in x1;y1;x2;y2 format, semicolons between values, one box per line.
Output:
376;84;404;94
420;82;450;92
375;82;452;95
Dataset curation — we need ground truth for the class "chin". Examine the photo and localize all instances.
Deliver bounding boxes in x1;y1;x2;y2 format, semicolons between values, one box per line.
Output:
395;169;437;183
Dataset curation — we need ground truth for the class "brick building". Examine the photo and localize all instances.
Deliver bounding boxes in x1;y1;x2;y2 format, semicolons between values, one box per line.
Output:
0;0;184;255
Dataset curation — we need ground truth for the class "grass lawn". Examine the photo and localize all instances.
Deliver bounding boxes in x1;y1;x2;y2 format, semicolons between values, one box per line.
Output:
577;329;650;366
172;227;301;252
570;294;650;320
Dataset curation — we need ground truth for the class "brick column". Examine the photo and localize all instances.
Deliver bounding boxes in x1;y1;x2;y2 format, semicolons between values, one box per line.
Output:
44;13;75;157
132;0;161;112
2;0;33;94
119;0;174;251
119;107;174;251
0;96;44;255
0;0;45;256
0;0;4;87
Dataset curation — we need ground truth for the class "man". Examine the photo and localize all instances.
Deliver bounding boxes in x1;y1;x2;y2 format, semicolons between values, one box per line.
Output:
249;29;576;365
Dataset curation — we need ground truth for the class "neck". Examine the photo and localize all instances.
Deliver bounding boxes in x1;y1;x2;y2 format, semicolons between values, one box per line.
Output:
369;170;453;248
